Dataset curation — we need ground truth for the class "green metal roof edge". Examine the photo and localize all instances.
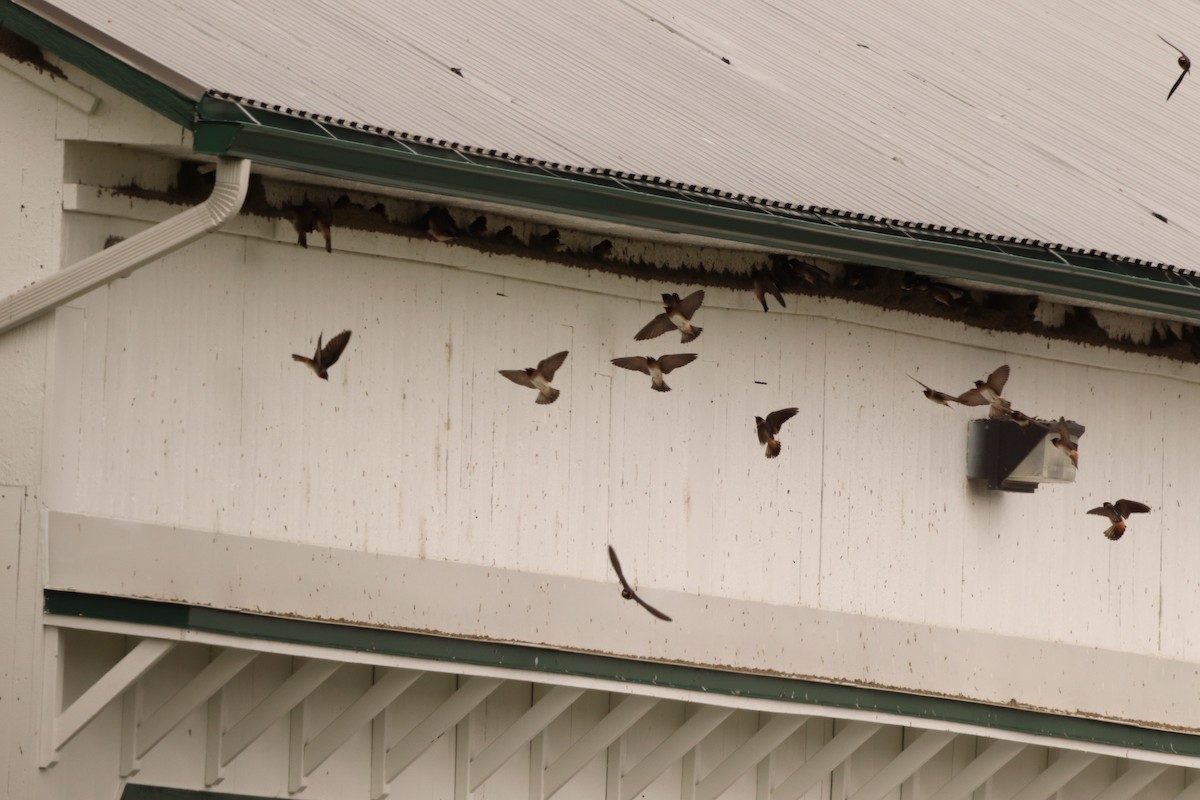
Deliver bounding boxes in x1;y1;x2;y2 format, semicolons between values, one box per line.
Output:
0;0;195;127
45;590;1200;758
194;119;1200;323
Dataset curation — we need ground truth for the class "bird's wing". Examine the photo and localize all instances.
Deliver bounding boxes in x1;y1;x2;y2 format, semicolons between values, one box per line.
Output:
631;592;672;621
537;350;570;380
607;546;632;592
1159;34;1187;56
499;369;537;389
1168;68;1188;100
908;375;932;391
765;407;800;433
1055;417;1072;441
319;330;352;368
986;365;1011;395
611;356;651;375
1114;500;1151;517
956;388;989;406
1087;505;1121;522
635;313;677;340
656;353;698;374
674;290;705;317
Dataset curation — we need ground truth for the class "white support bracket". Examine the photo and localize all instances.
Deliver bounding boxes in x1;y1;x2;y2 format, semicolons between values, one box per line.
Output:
385;675;504;782
136;647;257;760
303;668;422;777
470;684;584;791
222;657;341;768
772;721;883;800
848;729;956;800
1092;762;1168;800
1008;750;1097;800
926;740;1025;800
544;694;660;799
621;705;734;800
695;714;809;800
43;635;175;767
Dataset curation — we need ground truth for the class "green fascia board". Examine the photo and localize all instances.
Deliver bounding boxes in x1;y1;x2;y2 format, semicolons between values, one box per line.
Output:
0;0;195;127
45;589;1200;758
194;119;1200;323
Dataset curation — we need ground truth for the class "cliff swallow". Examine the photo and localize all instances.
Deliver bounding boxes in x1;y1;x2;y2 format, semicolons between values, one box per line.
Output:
611;353;698;392
634;290;705;343
752;268;786;312
499;350;569;404
1160;35;1191;100
291;200;333;253
607;546;671;621
495;225;520;246
1051;417;1079;468
900;272;931;292
929;283;968;310
908;375;959;406
292;330;352;380
756;407;799;458
957;364;1012;417
843;265;871;289
592;239;614;259
537;229;562;251
1087;500;1150;541
468;215;488;237
787;257;830;287
422;207;460;243
1007;409;1046;428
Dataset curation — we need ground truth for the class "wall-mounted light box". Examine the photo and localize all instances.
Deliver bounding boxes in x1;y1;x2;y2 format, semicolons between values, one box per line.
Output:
966;418;1084;493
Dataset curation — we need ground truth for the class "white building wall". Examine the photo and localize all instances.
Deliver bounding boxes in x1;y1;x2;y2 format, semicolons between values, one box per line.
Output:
42;178;1200;673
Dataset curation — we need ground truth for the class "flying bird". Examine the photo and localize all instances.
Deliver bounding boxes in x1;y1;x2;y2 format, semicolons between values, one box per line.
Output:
607;545;671;621
908;375;959;407
1159;34;1191;100
1051;417;1079;468
499;350;569;404
634;290;705;343
752;268;786;312
292;330;352;380
957;364;1012;417
611;353;698;392
291;200;332;253
1087;500;1150;541
755;407;799;458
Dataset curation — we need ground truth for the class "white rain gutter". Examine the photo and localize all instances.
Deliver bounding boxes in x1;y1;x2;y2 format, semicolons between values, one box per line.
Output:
0;156;251;335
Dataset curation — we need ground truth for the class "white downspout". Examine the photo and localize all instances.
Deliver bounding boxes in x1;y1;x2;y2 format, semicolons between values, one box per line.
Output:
0;156;251;335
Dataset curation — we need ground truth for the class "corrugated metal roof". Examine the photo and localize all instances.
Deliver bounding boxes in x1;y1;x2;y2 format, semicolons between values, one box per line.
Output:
20;0;1200;268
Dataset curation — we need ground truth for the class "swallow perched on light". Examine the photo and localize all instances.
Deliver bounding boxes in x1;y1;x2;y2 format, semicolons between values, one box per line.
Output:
752;268;786;312
1051;417;1079;468
634;290;704;343
1087;500;1150;541
611;353;698;392
957;364;1012;417
499;350;569;404
291;199;333;253
607;545;671;621
422;207;461;242
468;215;488;237
292;330;352;380
1159;35;1191;100
908;375;959;406
592;239;614;259
755;407;799;458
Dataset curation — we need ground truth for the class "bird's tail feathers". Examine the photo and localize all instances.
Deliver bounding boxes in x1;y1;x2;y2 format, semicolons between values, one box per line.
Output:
292;354;311;364
766;440;782;458
1104;524;1124;541
537;387;561;405
681;326;702;343
652;381;671;392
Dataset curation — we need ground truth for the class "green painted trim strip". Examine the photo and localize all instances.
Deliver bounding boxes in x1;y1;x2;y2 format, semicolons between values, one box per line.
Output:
0;0;195;127
45;590;1200;757
194;120;1200;323
123;786;268;800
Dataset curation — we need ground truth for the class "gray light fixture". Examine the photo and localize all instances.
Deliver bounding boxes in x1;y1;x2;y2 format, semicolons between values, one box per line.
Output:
966;418;1084;493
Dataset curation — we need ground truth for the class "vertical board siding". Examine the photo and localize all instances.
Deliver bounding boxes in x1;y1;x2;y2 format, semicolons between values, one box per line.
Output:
51;232;1200;662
